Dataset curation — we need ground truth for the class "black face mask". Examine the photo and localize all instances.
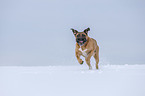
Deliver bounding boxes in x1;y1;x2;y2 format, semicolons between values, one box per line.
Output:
76;38;87;46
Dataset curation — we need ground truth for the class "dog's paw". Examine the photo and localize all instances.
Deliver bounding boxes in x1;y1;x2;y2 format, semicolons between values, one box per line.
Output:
80;61;84;65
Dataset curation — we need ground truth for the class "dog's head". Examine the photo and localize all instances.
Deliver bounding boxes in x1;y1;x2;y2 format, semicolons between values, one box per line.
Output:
71;28;90;46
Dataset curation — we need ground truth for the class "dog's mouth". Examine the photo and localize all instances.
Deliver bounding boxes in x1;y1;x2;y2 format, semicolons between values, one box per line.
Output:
79;41;83;43
76;38;87;46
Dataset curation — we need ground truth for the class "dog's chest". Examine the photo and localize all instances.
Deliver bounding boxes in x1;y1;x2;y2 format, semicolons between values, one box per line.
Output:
79;48;88;57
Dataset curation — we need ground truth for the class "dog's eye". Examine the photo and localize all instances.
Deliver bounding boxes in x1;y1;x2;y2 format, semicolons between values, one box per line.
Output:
77;34;80;37
82;34;86;37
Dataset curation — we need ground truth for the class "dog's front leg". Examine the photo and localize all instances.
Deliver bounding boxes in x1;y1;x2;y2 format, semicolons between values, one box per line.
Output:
75;51;84;64
85;49;95;69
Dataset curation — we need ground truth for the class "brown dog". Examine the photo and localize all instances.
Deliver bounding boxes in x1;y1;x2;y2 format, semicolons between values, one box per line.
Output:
71;28;99;69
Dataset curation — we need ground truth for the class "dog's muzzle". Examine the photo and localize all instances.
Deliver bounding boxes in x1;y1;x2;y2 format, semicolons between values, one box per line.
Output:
76;38;87;46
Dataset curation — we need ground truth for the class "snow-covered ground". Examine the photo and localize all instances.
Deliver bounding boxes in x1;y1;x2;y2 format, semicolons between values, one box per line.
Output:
0;65;145;96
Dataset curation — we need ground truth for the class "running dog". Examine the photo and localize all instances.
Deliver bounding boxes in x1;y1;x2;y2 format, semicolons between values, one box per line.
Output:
71;28;99;69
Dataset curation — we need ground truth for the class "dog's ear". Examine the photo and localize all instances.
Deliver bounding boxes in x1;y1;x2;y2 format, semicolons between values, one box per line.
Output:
84;27;90;35
71;28;78;36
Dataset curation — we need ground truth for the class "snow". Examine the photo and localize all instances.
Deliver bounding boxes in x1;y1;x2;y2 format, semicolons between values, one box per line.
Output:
0;65;145;96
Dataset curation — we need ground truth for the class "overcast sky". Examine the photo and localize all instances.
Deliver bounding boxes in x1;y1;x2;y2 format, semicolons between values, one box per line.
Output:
0;0;145;66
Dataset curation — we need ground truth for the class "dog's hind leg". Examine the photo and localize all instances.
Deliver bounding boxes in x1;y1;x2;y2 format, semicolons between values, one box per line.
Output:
94;47;99;69
94;54;99;69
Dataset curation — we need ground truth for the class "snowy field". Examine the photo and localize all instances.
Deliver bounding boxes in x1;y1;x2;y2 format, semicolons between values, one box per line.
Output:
0;65;145;96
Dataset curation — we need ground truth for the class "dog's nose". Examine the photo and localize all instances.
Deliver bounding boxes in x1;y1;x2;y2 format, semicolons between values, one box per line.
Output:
77;38;81;41
77;38;84;41
82;38;85;41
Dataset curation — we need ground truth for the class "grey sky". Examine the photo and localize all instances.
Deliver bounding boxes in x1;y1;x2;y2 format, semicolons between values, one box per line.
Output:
0;0;145;66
